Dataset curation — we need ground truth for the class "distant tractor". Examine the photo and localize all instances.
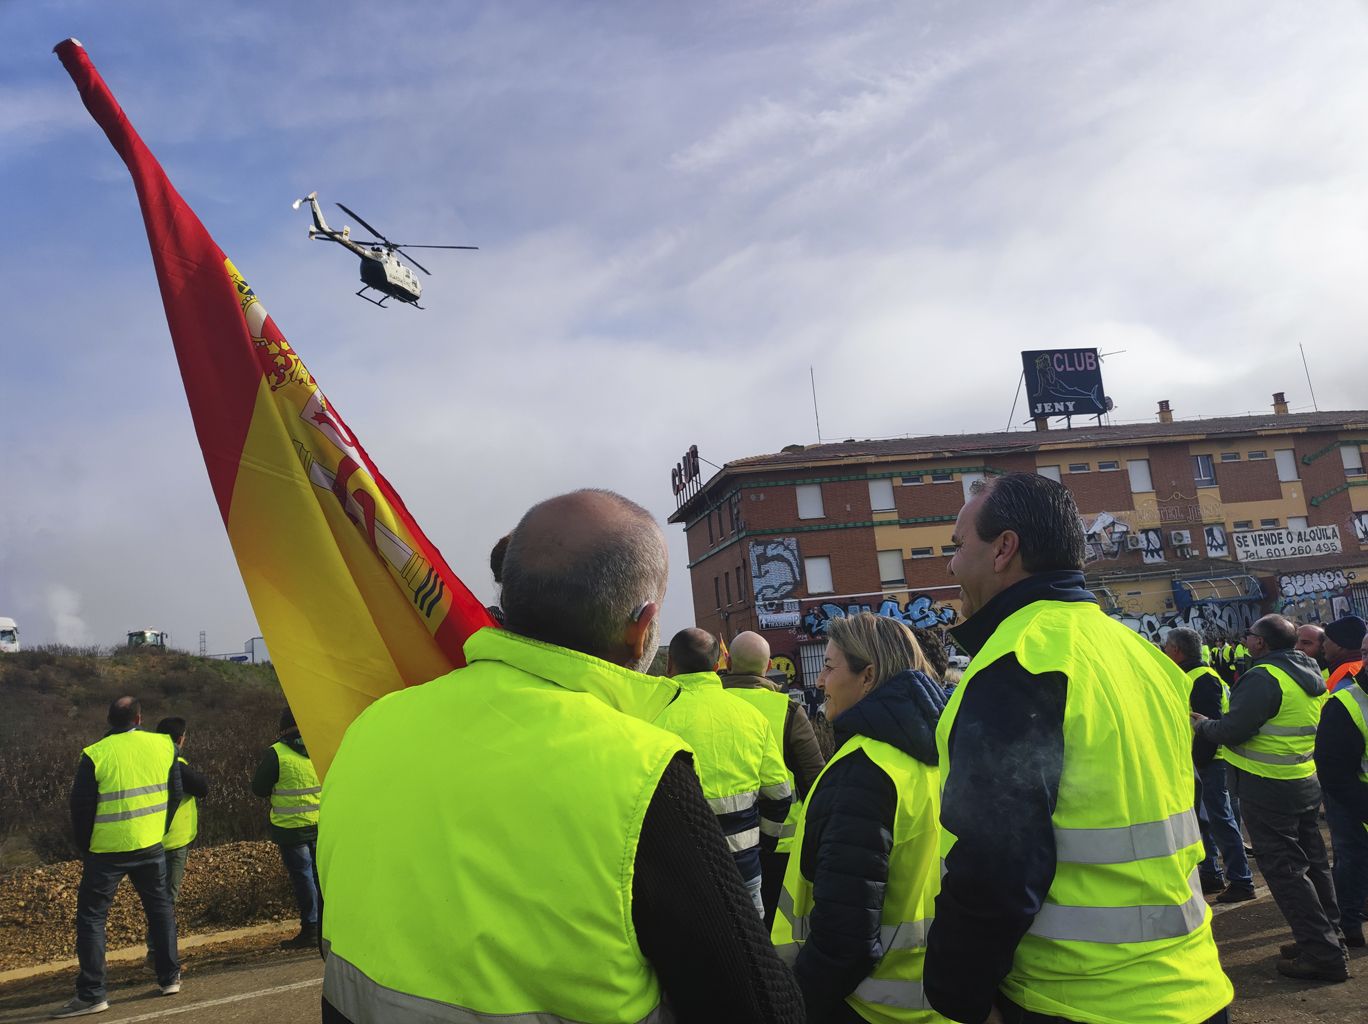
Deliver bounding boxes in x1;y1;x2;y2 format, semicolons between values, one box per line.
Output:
127;629;169;650
0;617;18;654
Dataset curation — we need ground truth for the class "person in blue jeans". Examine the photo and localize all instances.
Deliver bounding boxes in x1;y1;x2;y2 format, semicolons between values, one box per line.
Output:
1163;627;1255;902
252;708;323;949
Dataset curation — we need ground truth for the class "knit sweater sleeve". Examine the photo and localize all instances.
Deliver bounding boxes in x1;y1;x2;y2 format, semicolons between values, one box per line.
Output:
633;752;804;1024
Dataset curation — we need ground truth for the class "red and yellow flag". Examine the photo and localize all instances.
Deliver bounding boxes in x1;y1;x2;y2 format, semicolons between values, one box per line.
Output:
56;40;494;775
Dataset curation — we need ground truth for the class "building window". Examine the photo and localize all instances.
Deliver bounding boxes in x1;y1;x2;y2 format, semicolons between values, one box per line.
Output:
735;566;744;604
713;577;721;608
727;501;735;533
716;509;724;538
1067;463;1090;474
1341;445;1365;477
931;470;954;483
706;514;714;544
868;478;896;511
796;484;825;520
1193;454;1216;487
1275;449;1299;482
1288;516;1308;531
1233;520;1253;531
941;544;959;556
1038;465;1061;482
909;547;934;558
1127;459;1153;493
1220;452;1240;462
804;556;834;595
877;550;905;587
1260;518;1280;528
724;572;732;605
1098;460;1120;471
901;474;923;486
1249;450;1267;460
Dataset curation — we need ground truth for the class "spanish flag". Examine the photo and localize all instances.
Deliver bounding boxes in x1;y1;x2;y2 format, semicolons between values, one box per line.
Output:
55;40;493;776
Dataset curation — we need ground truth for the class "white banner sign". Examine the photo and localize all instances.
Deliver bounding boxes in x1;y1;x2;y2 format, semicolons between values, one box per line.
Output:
757;599;801;630
1233;524;1341;562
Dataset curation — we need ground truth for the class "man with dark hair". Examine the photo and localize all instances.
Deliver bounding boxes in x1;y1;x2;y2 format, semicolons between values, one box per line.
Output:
721;630;825;927
144;717;208;971
1161;627;1253;904
925;473;1231;1024
55;696;183;1017
319;490;803;1024
251;707;322;950
659;628;793;919
1194;614;1345;981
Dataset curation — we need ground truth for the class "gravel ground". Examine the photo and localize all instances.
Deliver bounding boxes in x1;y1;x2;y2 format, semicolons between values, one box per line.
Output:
0;841;295;971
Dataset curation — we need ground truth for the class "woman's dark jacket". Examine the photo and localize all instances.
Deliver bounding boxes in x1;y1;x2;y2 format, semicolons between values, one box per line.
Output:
791;670;944;1023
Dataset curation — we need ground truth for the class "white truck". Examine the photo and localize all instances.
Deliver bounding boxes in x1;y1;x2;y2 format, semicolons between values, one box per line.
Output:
0;617;18;653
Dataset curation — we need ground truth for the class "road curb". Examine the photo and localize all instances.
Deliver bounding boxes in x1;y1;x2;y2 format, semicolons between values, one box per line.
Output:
0;920;296;984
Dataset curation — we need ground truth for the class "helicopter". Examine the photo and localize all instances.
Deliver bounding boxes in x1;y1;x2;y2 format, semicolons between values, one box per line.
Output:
292;192;477;308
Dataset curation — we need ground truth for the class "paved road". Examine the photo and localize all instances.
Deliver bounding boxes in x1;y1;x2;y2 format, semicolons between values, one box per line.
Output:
1;890;1363;1023
0;944;322;1024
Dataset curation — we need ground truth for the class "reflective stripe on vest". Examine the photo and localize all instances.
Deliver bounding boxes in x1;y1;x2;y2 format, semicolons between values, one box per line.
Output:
163;755;198;851
325;953;670;1024
772;733;941;1024
83;731;176;854
1222;663;1324;780
270;742;321;828
726;685;806;854
937;600;1231;1023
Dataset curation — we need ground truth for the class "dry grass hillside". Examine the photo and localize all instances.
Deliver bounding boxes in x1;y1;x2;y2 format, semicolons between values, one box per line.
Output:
0;647;286;869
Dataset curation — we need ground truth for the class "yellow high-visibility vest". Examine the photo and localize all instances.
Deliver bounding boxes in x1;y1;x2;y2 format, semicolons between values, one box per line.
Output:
773;734;947;1024
727;686;806;854
83;730;176;854
1222;664;1323;781
319;628;686;1024
1326;680;1368;836
938;600;1232;1023
269;742;321;829
163;755;198;851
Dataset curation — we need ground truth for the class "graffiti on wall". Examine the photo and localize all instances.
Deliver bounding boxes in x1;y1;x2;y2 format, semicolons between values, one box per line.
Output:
803;593;958;636
1205;526;1229;559
1082;512;1130;564
1139;528;1165;564
1110;601;1259;644
1277;569;1355;623
1352;511;1368;544
749;538;802;602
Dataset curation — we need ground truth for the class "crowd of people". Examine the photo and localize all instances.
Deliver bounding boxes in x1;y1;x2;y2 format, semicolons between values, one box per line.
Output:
50;473;1368;1023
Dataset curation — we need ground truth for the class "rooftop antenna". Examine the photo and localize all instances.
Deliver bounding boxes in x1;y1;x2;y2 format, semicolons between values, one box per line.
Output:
1299;343;1319;412
1005;369;1025;431
810;366;823;442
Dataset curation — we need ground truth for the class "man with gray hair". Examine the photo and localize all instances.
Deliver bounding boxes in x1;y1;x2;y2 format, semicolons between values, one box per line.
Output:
721;631;825;926
320;490;803;1024
1162;627;1253;904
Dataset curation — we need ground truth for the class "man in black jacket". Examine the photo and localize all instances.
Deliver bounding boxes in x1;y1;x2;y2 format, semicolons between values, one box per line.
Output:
1312;631;1368;947
1194;615;1345;981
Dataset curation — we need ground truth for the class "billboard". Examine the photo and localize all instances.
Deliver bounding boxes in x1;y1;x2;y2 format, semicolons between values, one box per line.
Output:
1233;525;1342;562
1022;348;1109;418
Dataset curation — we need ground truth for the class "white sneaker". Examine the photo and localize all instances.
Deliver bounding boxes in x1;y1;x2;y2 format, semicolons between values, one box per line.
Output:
159;978;181;996
50;996;109;1018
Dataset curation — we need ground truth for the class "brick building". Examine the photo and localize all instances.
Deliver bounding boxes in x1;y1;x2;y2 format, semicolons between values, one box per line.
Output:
668;396;1368;689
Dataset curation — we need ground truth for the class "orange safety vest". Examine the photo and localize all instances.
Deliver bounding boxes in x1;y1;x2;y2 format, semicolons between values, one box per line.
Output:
1328;660;1363;694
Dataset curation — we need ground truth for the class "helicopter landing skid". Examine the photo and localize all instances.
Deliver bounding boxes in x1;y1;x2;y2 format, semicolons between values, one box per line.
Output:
355;286;422;310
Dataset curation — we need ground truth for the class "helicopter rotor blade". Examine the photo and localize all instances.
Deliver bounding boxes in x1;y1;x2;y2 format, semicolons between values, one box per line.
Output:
388;243;480;250
336;203;392;245
398;251;433;276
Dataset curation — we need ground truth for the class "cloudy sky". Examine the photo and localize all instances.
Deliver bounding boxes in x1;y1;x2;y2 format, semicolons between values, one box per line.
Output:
4;1;1368;651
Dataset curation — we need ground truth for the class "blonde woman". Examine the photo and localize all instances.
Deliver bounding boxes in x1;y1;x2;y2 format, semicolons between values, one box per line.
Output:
773;612;948;1023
